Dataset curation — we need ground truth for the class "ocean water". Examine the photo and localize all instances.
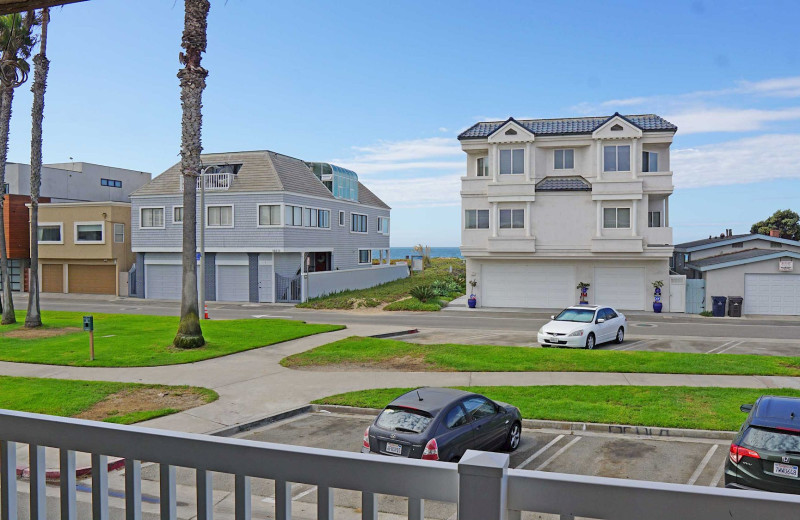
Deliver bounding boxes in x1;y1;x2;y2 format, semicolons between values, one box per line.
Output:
389;247;463;259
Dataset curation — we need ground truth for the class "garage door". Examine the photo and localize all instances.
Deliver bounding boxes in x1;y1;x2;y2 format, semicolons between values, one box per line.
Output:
216;265;249;302
146;264;182;300
68;265;116;295
744;274;800;316
594;267;645;310
482;263;575;308
41;264;63;293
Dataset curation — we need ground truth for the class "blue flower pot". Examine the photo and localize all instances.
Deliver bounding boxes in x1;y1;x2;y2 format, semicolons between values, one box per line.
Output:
653;302;663;313
468;296;477;309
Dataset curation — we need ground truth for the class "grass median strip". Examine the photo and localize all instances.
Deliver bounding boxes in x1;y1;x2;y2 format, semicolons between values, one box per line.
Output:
0;311;343;367
281;336;800;376
0;376;217;425
314;386;800;431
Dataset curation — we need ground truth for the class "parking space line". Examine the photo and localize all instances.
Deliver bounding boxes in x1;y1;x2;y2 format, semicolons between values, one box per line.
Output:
704;341;735;354
687;444;719;485
710;454;727;488
714;341;744;355
615;339;654;351
515;434;565;469
535;436;582;471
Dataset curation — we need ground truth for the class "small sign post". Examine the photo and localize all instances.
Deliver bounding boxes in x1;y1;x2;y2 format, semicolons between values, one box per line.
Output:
83;316;95;361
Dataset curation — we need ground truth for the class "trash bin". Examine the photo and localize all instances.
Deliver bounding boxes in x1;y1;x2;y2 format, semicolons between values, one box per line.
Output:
711;296;727;317
728;296;743;317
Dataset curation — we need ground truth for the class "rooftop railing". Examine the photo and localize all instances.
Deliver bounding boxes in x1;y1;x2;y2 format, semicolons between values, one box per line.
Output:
0;409;798;520
179;172;232;192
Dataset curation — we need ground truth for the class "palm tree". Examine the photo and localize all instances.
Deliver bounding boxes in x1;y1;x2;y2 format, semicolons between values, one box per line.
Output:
25;7;48;328
173;0;209;348
0;11;38;325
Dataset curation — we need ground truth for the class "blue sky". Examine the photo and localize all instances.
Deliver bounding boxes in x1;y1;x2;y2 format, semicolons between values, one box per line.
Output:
5;0;800;246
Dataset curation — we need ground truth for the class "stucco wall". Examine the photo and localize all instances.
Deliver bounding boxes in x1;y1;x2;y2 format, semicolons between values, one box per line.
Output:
703;256;799;310
306;264;409;299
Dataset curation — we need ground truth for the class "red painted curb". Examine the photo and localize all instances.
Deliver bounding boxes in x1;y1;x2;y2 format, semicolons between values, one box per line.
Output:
16;457;126;481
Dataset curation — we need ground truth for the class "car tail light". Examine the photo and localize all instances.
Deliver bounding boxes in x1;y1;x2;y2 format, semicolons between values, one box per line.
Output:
729;443;760;464
363;427;370;450
422;438;439;460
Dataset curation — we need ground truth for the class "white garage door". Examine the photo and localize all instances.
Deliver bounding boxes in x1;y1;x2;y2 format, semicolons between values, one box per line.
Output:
594;267;645;310
482;263;575;308
216;265;250;302
146;264;182;300
744;274;800;316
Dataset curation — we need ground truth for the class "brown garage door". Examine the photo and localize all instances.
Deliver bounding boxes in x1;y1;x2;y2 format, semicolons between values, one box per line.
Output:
67;265;116;295
41;264;64;293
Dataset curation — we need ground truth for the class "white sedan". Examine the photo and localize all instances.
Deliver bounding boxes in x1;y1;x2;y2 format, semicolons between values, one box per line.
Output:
537;305;627;349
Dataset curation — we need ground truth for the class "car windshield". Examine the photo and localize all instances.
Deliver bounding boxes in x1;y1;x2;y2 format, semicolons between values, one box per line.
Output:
742;426;800;453
376;407;433;434
554;308;595;323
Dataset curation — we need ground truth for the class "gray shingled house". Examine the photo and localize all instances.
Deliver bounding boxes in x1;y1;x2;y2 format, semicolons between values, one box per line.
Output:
130;150;401;303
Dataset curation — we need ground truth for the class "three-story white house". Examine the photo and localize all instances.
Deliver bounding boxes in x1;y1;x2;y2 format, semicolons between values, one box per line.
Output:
130;150;393;303
458;113;677;310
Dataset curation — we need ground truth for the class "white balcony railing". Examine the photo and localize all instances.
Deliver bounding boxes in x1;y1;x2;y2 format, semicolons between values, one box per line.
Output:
0;408;799;520
179;172;232;192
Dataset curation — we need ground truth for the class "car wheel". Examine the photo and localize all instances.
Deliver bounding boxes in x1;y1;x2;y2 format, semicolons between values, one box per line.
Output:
615;327;624;344
585;333;595;350
504;422;521;451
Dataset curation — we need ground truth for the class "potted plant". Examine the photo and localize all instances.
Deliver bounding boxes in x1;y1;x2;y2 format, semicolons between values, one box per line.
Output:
576;282;590;304
652;280;664;313
468;279;478;308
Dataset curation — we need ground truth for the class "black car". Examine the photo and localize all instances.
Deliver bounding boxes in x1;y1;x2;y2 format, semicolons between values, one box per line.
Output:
361;387;522;462
725;395;800;494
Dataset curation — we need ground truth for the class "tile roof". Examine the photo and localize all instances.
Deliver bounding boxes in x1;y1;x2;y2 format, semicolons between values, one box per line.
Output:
458;114;677;139
687;249;779;268
536;176;591;191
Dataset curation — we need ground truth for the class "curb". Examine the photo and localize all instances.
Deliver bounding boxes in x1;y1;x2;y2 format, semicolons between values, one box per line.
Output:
206;405;313;437
16;457;126;482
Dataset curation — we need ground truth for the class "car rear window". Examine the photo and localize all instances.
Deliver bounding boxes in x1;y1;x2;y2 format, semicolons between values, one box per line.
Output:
376;407;433;434
742;426;800;452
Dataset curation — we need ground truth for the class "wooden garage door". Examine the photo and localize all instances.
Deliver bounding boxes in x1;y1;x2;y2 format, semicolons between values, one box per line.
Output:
41;264;63;293
67;265;116;295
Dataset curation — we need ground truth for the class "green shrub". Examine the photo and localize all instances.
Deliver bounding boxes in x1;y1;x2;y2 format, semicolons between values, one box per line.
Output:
430;279;461;297
699;310;713;317
410;285;436;302
384;298;442;311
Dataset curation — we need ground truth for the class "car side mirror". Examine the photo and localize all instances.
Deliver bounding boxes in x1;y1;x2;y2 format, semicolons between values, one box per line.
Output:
740;404;753;413
550;315;555;320
596;318;605;324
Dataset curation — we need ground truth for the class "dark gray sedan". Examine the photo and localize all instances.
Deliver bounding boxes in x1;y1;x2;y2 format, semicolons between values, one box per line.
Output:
361;387;522;462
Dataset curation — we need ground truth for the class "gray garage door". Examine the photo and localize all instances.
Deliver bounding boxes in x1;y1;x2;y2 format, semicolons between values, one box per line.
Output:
744;274;800;316
145;264;182;300
216;265;250;302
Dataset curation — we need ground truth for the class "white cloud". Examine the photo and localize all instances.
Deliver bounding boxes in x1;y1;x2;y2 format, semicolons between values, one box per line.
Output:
438;127;449;132
735;77;800;98
366;174;462;209
347;137;461;163
672;134;800;188
336;160;463;175
665;107;800;134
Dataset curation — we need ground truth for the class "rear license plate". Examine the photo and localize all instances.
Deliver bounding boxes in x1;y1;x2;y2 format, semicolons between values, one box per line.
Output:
385;442;402;455
774;463;799;478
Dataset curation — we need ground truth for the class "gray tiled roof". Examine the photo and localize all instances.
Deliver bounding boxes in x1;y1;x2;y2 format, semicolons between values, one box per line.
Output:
687;249;779;268
536;176;591;191
130;150;389;208
674;234;755;250
458;114;677;139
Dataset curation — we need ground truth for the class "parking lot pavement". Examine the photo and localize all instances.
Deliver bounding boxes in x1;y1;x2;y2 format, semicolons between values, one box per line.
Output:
400;327;800;357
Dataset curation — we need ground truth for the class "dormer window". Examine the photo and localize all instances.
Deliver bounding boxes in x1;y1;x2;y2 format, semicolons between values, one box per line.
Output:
603;145;631;172
205;164;241;175
504;128;517;135
499;149;524;175
611;124;624;131
554;149;574;170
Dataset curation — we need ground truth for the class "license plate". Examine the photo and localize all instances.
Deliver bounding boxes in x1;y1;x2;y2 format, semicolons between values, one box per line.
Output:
774;462;799;478
385;442;402;455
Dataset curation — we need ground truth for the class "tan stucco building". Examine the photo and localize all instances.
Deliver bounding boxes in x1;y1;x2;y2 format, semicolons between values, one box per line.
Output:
33;202;134;295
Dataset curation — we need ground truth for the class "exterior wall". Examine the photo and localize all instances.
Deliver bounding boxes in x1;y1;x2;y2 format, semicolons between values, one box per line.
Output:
274;252;301;277
306;264;409;299
4;194;50;259
6;162;150;203
703;256;799;310
533;193;595;249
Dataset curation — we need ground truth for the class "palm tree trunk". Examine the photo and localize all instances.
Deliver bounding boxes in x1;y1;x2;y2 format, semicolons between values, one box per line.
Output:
173;0;209;349
25;7;48;328
0;85;15;324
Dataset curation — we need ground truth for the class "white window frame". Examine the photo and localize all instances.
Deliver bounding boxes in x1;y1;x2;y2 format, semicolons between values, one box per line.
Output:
603;145;631;172
499;148;525;175
647;210;662;228
476;156;489;177
114;223;125;243
377;216;390;235
74;221;105;244
36;222;63;244
357;249;372;265
554;149;574;170
642;151;659;173
139;206;165;230
351;212;368;234
464;209;490;230
206;204;234;228
338;210;345;227
285;205;304;227
499;208;525;229
298;205;331;230
256;204;282;228
172;206;183;225
602;207;631;229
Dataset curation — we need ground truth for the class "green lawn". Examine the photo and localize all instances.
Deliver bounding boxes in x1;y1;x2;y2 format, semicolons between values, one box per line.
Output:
314;385;800;431
297;257;465;310
0;375;217;425
282;336;800;376
0;311;343;367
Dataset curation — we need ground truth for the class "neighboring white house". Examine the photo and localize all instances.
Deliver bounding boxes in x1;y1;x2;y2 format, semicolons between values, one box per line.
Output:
458;113;677;311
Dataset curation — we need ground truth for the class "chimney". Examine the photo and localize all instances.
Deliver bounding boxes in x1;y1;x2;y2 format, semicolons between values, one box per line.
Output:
770;229;781;238
727;229;732;237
